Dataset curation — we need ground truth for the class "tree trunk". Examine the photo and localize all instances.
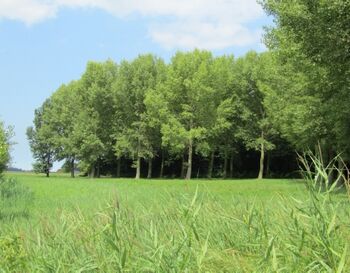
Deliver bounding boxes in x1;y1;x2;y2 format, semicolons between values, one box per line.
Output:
159;150;165;178
116;157;121;178
96;160;100;178
229;151;234;178
180;153;185;178
46;156;50;177
265;152;270;178
147;158;152;179
223;149;228;179
70;158;75;178
135;156;141;179
258;133;265;179
207;150;215;179
89;164;95;178
135;138;141;179
185;139;193;180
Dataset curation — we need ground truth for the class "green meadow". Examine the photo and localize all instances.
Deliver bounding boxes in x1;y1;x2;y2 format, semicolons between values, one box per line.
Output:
5;173;305;215
0;173;349;272
1;0;349;272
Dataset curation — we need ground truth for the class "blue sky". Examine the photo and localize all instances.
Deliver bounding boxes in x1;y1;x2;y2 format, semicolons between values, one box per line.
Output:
0;0;271;170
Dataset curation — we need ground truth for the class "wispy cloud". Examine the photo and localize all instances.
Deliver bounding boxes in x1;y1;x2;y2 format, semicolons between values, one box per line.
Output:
0;0;265;50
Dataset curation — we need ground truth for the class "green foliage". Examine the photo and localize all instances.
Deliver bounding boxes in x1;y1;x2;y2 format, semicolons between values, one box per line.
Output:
260;0;350;159
146;50;218;178
76;60;118;176
46;81;81;166
113;55;165;162
261;0;350;76
0;121;11;175
27;99;55;176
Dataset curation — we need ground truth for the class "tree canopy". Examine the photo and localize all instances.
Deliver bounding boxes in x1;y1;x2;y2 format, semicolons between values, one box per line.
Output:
261;0;350;160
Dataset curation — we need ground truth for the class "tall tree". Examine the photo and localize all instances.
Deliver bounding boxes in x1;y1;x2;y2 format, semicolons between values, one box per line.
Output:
233;52;276;179
27;99;55;177
204;55;237;178
257;52;328;152
113;55;166;179
153;50;216;179
45;81;81;177
261;0;349;159
77;60;118;177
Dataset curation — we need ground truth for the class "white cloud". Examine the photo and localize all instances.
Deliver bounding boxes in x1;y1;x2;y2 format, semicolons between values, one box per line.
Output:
0;0;56;24
0;0;265;49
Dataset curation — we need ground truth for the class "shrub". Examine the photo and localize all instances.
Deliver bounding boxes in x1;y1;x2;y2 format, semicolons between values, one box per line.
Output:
0;122;11;175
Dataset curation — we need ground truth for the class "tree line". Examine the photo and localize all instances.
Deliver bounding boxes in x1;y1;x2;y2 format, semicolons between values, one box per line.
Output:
27;0;350;179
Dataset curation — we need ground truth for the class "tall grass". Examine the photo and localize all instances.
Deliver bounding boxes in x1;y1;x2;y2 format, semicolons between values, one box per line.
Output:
0;158;349;272
0;177;33;220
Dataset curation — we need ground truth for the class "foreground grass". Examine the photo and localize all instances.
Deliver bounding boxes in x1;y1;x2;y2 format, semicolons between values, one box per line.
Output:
0;173;349;272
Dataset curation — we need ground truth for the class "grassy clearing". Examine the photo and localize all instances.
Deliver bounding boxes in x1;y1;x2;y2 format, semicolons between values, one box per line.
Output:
3;173;306;220
0;173;349;272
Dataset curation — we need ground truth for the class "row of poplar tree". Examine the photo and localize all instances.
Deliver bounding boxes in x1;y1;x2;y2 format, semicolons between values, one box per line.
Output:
27;1;350;179
27;51;276;179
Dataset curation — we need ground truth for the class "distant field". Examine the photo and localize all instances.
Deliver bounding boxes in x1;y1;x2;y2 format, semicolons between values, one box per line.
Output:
5;172;305;216
3;172;306;226
0;173;348;272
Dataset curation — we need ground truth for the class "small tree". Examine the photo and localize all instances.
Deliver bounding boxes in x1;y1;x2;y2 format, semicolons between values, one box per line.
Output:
0;121;12;175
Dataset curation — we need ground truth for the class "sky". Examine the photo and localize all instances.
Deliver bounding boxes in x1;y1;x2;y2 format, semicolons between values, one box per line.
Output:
0;0;272;170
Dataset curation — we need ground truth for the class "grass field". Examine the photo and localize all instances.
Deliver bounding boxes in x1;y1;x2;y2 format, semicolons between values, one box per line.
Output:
0;173;349;272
